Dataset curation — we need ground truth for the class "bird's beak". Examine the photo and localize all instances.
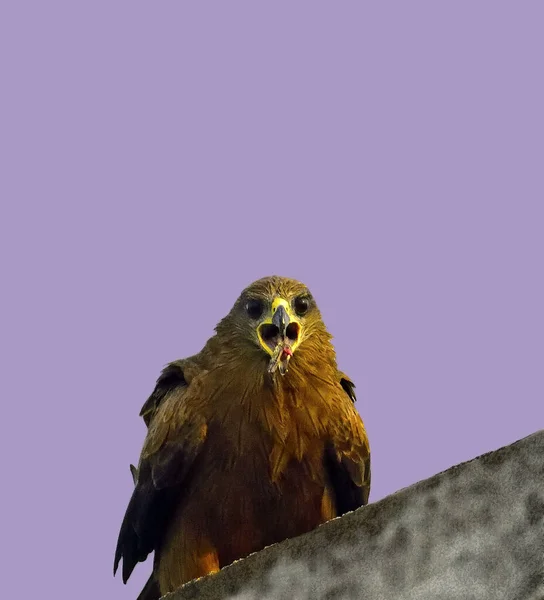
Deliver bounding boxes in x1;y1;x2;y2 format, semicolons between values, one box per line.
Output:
271;304;289;337
257;298;301;375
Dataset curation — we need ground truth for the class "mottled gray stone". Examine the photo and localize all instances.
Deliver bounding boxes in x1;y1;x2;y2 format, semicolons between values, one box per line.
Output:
164;431;544;600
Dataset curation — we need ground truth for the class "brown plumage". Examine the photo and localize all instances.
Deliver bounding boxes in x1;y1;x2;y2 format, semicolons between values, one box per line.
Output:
114;276;370;598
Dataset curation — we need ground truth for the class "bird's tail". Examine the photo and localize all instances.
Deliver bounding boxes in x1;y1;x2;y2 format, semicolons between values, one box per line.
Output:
137;574;161;600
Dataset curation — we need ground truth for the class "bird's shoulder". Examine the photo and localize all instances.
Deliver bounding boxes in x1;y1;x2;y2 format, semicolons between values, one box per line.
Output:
337;370;357;403
138;353;209;426
139;358;211;465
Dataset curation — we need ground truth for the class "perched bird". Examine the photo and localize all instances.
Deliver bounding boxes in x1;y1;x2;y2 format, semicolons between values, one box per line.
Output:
114;276;370;599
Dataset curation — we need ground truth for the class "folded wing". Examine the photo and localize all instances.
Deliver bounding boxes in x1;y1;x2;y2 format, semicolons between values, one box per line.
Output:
114;370;207;583
325;378;371;514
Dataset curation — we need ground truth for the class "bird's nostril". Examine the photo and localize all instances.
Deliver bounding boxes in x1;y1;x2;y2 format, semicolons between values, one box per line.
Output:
260;324;280;341
285;323;300;342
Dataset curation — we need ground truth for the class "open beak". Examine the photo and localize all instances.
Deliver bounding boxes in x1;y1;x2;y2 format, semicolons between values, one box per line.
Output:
257;298;301;375
271;304;289;337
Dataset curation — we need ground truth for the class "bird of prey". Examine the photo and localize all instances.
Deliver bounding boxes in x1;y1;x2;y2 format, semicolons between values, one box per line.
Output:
114;276;370;599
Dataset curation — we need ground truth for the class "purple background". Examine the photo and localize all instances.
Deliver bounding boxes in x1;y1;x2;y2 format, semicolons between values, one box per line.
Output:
2;3;543;598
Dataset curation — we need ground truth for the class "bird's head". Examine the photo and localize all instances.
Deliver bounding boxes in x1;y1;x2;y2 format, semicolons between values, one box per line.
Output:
216;276;332;376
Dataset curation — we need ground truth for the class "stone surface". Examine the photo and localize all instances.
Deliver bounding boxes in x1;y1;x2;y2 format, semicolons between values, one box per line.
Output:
164;431;544;600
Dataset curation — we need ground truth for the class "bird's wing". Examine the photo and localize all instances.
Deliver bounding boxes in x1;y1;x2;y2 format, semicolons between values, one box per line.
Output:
338;371;356;403
139;360;188;426
325;380;371;515
114;374;208;584
127;360;190;487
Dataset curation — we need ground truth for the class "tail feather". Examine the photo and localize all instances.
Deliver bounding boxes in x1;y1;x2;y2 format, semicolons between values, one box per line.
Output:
137;574;161;600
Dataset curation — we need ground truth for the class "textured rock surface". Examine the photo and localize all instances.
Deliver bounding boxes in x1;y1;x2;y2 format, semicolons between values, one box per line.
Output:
165;431;544;600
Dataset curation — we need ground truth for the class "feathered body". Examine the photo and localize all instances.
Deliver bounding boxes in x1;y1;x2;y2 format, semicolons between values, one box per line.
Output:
114;276;370;598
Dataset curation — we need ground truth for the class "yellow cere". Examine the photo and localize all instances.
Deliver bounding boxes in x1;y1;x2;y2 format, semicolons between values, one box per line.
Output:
271;297;292;317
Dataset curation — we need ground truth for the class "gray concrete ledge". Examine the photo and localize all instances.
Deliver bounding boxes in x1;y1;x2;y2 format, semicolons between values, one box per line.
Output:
165;431;544;600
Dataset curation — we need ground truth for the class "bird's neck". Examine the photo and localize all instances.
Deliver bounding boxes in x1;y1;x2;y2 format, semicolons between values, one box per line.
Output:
200;332;338;409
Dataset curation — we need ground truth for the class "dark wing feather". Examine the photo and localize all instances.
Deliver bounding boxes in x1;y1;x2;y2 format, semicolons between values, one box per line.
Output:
339;372;357;403
139;360;188;426
325;378;371;515
114;377;207;584
114;461;178;583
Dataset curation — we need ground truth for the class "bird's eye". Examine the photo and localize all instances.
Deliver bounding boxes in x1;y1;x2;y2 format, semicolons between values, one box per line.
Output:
293;295;310;316
246;299;265;319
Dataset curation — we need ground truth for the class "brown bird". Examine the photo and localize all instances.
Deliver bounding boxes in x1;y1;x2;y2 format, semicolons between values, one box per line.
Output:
114;276;370;599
